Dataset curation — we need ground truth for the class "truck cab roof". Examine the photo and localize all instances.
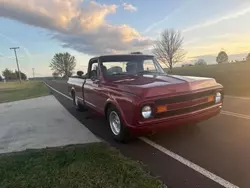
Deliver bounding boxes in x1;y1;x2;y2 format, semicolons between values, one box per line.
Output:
90;54;154;62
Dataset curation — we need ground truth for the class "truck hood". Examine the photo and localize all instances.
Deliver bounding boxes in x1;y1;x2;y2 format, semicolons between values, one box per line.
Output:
110;74;220;98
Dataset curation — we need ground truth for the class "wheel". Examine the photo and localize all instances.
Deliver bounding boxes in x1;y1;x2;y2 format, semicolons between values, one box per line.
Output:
107;107;130;142
72;92;85;111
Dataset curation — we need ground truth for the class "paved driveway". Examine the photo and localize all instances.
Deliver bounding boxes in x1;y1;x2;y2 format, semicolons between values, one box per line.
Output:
0;95;99;154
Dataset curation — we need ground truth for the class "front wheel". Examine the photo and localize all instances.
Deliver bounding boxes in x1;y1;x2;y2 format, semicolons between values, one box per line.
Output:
107;107;130;142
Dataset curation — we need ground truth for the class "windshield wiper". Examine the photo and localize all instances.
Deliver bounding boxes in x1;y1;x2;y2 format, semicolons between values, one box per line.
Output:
137;70;160;75
111;72;128;76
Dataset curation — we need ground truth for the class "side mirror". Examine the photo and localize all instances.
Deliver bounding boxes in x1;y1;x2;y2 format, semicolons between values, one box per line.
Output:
77;71;84;77
90;70;97;81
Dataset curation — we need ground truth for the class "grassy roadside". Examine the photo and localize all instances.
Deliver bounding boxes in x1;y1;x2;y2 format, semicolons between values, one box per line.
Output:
0;143;163;188
0;81;49;103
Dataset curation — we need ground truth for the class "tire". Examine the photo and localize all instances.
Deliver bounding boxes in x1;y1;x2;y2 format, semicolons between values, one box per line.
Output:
107;106;130;142
72;92;85;111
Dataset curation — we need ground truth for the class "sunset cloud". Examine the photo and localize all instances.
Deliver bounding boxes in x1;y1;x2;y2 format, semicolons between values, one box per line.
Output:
0;0;151;55
122;3;137;12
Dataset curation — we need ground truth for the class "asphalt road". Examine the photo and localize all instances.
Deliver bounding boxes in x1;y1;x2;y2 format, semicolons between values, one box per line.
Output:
45;80;250;188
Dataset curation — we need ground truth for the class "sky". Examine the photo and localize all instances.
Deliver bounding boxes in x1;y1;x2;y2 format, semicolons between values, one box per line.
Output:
0;0;250;77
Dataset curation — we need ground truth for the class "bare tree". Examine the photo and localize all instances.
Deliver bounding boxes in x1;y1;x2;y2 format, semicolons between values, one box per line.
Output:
152;29;186;72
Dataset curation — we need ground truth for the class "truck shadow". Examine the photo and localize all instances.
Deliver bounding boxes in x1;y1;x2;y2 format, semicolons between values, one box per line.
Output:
147;123;201;141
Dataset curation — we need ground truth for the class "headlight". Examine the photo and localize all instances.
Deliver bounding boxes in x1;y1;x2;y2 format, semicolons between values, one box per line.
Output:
215;92;222;103
142;105;152;118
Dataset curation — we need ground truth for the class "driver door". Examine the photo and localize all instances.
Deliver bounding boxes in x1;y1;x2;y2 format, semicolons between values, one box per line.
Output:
84;60;103;113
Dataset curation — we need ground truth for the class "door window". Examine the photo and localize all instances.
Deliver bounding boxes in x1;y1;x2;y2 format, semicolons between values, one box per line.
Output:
89;62;99;79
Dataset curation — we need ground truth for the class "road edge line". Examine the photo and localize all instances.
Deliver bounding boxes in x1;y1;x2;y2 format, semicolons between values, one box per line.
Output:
221;110;250;120
140;137;239;188
224;95;250;100
43;81;72;101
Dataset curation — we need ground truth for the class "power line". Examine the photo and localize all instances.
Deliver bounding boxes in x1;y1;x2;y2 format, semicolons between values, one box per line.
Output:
10;47;21;83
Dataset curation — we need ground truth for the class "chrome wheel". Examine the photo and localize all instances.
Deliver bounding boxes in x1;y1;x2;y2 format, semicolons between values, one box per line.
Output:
109;111;121;135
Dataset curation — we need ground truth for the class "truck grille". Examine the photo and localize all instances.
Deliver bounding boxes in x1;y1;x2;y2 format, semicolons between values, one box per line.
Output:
155;101;215;118
155;89;217;105
154;89;222;118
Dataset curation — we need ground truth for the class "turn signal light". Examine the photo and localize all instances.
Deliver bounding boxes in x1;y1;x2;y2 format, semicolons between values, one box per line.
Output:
208;96;215;102
156;105;168;113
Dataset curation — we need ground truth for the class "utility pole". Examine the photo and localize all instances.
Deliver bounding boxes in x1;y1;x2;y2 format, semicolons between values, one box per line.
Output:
32;68;35;79
10;47;21;83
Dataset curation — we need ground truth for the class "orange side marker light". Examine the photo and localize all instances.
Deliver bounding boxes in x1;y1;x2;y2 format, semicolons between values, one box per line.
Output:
156;105;168;113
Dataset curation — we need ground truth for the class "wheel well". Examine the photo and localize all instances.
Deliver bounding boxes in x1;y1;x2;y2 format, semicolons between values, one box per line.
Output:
104;102;115;119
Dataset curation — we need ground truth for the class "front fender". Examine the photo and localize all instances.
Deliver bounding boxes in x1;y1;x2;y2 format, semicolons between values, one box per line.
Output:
104;93;139;127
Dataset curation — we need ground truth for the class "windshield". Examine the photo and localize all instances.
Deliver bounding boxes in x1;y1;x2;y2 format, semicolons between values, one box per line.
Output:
100;56;165;77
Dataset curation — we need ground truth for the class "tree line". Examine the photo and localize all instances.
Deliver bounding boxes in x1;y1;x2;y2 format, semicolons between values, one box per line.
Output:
0;69;27;81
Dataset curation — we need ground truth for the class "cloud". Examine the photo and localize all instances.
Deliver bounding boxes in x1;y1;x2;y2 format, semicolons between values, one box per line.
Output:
122;3;137;12
143;8;182;34
143;0;195;34
183;33;241;46
0;0;151;55
143;16;170;34
54;24;152;54
183;38;200;46
183;6;250;33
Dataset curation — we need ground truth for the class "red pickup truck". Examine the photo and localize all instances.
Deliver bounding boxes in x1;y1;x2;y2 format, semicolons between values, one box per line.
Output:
68;54;223;141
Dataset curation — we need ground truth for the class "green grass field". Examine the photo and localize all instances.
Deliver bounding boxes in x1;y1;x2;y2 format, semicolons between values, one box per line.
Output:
0;143;163;188
0;81;50;103
169;62;250;97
